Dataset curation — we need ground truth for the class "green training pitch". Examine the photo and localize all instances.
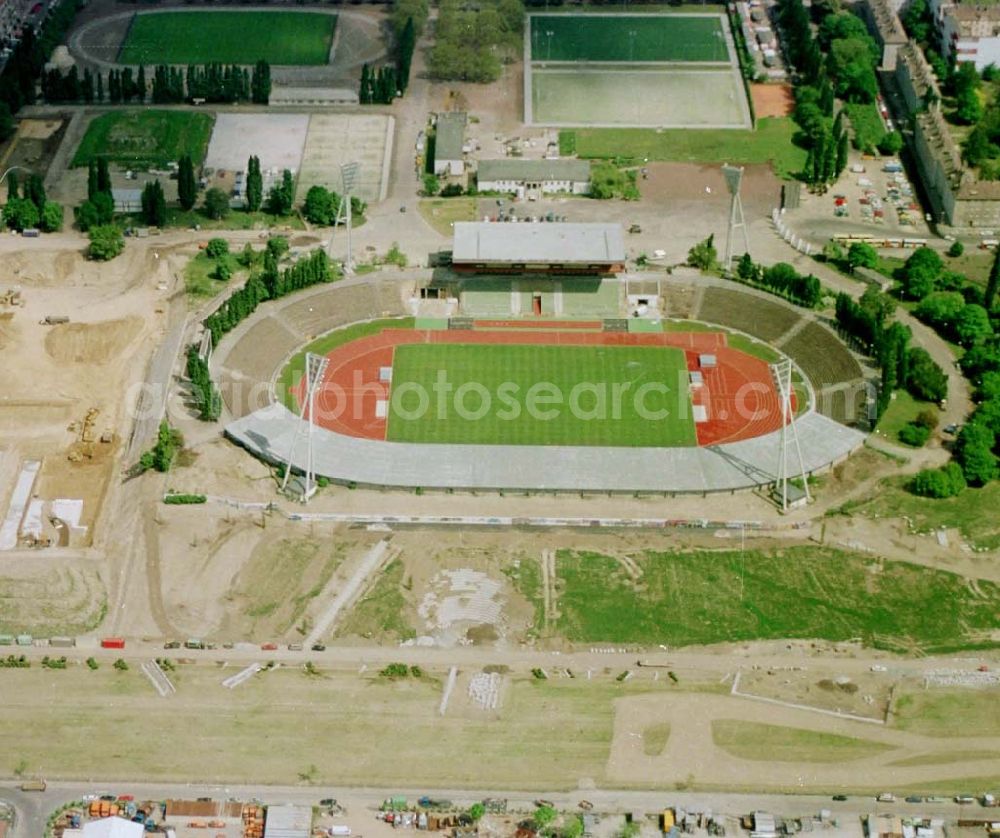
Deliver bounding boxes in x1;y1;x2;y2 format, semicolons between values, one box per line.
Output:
529;14;729;63
72;109;214;169
118;11;336;66
387;344;695;447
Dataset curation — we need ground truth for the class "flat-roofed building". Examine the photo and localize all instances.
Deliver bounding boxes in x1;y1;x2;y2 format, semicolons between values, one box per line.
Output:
477;158;591;196
451;221;625;275
433;112;468;177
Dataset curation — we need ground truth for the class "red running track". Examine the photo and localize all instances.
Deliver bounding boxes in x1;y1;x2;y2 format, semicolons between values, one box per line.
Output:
291;329;790;446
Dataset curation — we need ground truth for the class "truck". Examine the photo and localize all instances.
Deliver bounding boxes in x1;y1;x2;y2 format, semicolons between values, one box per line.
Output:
20;779;46;791
101;637;125;649
184;639;204;650
40;315;69;325
418;797;452;810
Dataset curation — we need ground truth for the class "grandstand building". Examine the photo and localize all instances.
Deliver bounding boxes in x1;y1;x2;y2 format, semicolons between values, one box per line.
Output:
451;222;626;275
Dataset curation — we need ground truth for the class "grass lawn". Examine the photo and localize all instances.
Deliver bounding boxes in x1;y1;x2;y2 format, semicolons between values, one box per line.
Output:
386;343;696;447
184;251;239;300
506;547;1000;651
72;110;214;169
893;688;1000;737
418;198;477;237
712;720;895;762
118;11;336;66
947;249;994;289
874;391;935;447
0;666;669;787
278;318;415;411
846;479;1000;550
156;208;307;232
564;117;806;179
529;14;728;63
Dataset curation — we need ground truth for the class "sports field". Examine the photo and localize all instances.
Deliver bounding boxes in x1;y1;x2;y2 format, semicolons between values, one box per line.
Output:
118;11;336;66
386;344;695;447
532;67;746;128
525;13;750;128
529;14;728;63
72;109;214;169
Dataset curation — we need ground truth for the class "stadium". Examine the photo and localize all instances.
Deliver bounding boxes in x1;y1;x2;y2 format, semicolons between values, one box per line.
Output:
219;223;867;495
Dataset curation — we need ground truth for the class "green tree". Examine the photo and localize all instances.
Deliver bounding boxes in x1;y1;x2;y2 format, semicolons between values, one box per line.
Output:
39;201;63;232
534;807;557;829
74;200;99;232
0;103;14;143
87;225;124;261
847;241;878;271
2;197;39;231
97;157;112;195
906;346;948;402
215;261;232;281
467;804;485;822
948;240;965;257
878;130;903;155
901;246;943;299
203;187;230;220
265;169;294;216
303;185;337;225
986;245;1000;311
140;180;167;227
421;173;440;196
955;421;999;485
205;237;229;259
908;462;966;497
956;303;993;347
687;234;718;272
24;173;46;211
177;155;197;211
246;155;263;213
915;291;965;330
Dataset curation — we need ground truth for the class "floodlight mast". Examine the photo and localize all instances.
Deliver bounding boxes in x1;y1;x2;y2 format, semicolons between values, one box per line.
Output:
329;162;361;274
722;163;750;273
770;359;810;512
281;351;329;502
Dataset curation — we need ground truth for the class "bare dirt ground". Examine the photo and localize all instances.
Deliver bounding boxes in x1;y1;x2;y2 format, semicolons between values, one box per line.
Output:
750;83;794;118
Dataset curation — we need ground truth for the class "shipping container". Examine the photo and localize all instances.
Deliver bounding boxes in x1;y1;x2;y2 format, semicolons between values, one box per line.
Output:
20;779;46;791
0;634;13;645
16;634;32;646
101;637;126;649
50;636;76;648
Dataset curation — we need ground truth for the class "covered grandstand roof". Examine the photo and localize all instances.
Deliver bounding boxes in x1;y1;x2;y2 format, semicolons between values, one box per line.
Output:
477;158;591;183
226;405;865;494
452;222;625;265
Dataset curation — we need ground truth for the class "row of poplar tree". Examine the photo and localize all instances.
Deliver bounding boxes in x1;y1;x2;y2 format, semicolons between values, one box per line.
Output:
40;61;271;105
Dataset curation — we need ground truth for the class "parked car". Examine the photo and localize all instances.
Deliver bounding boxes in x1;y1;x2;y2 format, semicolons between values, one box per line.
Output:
905;796;923;803
832;795;848;801
311;643;327;651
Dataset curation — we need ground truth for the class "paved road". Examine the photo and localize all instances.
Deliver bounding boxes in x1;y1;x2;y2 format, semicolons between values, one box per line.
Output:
1;780;991;838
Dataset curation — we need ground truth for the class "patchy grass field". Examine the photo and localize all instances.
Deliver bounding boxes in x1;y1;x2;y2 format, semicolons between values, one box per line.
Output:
387;344;695;447
507;547;1000;651
0;666;672;787
278;317;415;410
712;720;895;762
846;479;1000;550
184;251;239;300
336;558;416;642
227;537;348;639
0;566;106;636
418;198;477;237
72;110;214;169
892;688;1000;737
118;11;336;66
563;118;806;178
874;391;936;447
642;723;671;756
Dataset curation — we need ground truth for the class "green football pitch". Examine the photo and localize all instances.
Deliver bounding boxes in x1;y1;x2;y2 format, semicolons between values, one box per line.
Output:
118;11;336;66
529;15;729;63
386;344;696;447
